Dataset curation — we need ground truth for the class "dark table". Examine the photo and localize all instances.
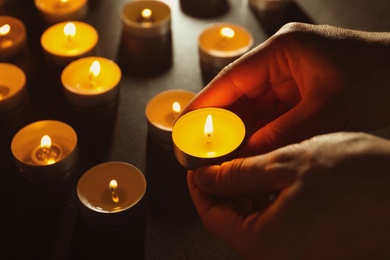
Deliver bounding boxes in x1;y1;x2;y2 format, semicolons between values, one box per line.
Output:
0;0;389;259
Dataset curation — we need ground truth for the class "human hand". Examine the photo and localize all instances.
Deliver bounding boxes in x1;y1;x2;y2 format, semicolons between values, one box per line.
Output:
188;132;390;259
183;23;390;156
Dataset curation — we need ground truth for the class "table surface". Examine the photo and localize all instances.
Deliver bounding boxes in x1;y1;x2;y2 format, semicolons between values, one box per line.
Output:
0;0;389;259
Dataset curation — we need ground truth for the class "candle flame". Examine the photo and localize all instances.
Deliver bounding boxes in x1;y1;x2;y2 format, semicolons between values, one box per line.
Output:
204;114;213;142
172;102;181;114
89;61;101;78
141;9;152;20
109;179;118;191
0;24;10;36
40;135;52;150
64;22;76;39
60;0;69;3
220;27;235;39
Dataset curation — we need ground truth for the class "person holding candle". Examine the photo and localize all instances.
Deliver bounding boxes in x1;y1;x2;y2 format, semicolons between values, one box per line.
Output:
181;22;390;259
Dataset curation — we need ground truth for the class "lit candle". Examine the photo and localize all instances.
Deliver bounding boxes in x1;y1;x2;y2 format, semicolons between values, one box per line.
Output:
61;56;121;108
172;108;245;170
146;89;196;145
0;63;26;113
11;120;78;179
198;23;253;81
41;21;98;66
77;161;146;227
0;16;27;61
121;0;171;38
34;0;88;24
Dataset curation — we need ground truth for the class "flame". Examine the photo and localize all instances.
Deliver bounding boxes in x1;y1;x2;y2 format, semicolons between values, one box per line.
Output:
89;61;101;78
141;9;152;20
109;179;118;191
40;135;52;150
220;27;235;39
204;114;213;142
63;22;76;39
172;102;181;114
0;24;10;36
60;0;69;3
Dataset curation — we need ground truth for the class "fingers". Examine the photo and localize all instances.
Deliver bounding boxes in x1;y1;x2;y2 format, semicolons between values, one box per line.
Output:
193;150;299;197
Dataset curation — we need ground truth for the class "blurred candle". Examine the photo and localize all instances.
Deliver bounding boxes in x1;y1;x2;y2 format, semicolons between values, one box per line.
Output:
146;89;196;145
77;161;147;227
0;63;26;113
198;23;253;83
0;16;27;61
34;0;88;24
172;108;245;170
249;0;292;12
41;21;98;66
11;120;78;179
61;56;121;108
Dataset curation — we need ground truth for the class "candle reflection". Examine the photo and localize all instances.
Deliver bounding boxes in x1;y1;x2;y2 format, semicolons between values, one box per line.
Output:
109;179;119;203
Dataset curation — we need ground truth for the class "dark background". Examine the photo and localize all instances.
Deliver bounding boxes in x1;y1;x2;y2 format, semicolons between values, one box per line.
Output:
0;0;389;259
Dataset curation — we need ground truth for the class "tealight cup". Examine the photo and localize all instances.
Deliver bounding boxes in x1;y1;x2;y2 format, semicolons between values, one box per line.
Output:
61;56;121;108
119;0;172;75
172;108;245;170
0;63;26;113
146;89;196;145
41;21;98;67
198;23;253;83
0;16;27;61
77;161;147;227
34;0;88;24
11;120;78;179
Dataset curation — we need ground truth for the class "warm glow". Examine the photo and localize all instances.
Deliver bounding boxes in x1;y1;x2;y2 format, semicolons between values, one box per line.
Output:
89;60;101;78
63;22;76;39
141;8;152;20
0;24;10;36
40;135;52;150
172;102;181;114
204;114;213;142
60;0;69;3
220;27;235;39
109;179;118;191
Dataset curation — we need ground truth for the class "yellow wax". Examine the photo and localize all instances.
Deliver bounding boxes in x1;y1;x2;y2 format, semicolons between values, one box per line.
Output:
172;108;245;158
199;23;253;57
146;89;196;131
0;63;25;102
35;0;87;14
61;56;121;95
41;21;98;57
77;162;146;213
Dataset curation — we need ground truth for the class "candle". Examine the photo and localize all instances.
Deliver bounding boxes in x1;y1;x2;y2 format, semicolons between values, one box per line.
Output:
0;16;27;61
198;23;253;82
61;56;121;108
119;0;172;75
146;89;196;145
249;0;292;12
40;21;98;66
11;120;78;179
34;0;88;24
77;161;146;227
0;63;26;113
172;108;245;170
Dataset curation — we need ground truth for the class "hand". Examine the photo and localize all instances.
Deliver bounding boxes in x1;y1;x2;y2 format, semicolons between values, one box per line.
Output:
183;23;390;156
188;132;390;259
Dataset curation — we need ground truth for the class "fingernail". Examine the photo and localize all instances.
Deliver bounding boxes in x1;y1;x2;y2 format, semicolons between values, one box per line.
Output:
194;165;219;187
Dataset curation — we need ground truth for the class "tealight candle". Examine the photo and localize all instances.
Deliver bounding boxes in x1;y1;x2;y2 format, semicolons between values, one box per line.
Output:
34;0;88;24
0;63;26;113
198;23;253;82
172;108;245;170
11;120;78;179
41;21;98;66
77;161;147;227
119;0;172;75
146;89;196;145
61;56;121;108
0;16;27;61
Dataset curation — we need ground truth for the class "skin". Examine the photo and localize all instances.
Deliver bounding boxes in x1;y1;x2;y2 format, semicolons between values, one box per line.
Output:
179;23;390;259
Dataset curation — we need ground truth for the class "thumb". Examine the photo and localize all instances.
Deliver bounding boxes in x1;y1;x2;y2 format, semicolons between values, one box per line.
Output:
193;152;298;197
